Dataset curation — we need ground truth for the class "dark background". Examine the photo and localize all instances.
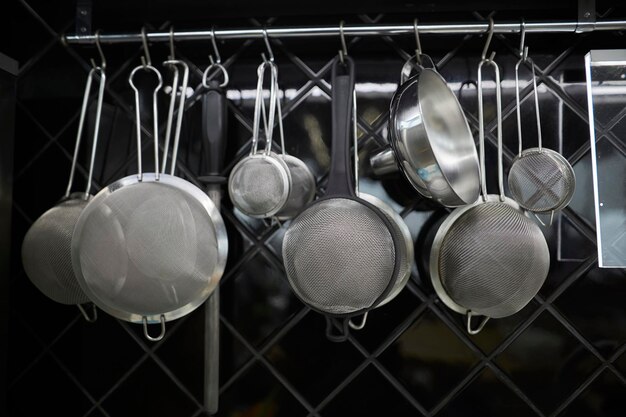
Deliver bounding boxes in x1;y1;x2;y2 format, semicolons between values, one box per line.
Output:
2;1;626;416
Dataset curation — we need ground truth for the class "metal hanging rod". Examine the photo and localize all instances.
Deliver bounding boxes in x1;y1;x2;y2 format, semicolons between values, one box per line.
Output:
64;19;626;45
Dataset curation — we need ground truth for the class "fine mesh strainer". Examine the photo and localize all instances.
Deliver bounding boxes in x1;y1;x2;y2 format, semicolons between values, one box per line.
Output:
21;64;106;321
508;43;575;224
72;56;227;342
265;61;316;220
429;31;550;335
228;60;292;218
283;56;402;341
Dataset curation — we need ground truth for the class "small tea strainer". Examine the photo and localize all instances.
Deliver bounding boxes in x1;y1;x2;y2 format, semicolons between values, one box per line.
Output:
507;27;575;226
228;60;292;218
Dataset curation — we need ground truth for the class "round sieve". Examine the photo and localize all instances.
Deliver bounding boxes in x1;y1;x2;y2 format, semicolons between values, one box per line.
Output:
72;57;227;341
507;43;575;221
282;56;402;341
21;63;106;320
429;29;550;335
228;60;292;218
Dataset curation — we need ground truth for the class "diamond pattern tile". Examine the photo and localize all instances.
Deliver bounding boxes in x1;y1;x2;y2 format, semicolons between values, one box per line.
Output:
7;3;626;417
495;311;601;414
378;309;480;410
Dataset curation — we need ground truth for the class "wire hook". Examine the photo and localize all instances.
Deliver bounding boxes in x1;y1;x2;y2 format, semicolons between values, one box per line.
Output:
90;30;106;69
209;26;222;64
414;18;422;65
481;17;495;61
338;20;348;63
168;26;175;60
140;26;152;68
519;20;528;61
262;28;275;63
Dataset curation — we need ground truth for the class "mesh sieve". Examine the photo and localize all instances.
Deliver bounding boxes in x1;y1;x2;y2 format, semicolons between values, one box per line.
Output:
73;178;220;318
21;65;106;309
228;60;291;218
508;148;575;212
437;198;550;318
283;198;397;314
22;197;90;304
508;49;575;215
282;56;401;319
276;155;316;219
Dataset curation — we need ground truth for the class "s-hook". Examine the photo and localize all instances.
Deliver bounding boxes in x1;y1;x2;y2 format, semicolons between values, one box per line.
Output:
202;26;229;88
414;18;422;65
339;20;348;64
481;17;496;62
262;28;275;63
140;26;152;68
91;29;106;70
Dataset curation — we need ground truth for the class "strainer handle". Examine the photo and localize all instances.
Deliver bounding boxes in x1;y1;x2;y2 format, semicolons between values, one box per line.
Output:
162;60;189;176
66;66;106;198
477;56;504;202
142;315;166;342
325;317;350;343
466;311;489;335
515;56;543;154
251;61;277;156
161;62;180;174
129;64;163;181
326;55;356;197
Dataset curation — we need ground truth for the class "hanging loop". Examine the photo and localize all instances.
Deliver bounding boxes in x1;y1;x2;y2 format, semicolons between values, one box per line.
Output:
338;20;348;63
519;20;528;61
140;26;152;68
481;17;495;61
77;303;98;323
262;28;275;62
90;30;106;69
143;315;166;342
414;18;422;65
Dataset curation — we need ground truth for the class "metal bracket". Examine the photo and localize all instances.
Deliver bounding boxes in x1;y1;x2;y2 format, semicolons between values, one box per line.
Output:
75;0;93;36
576;0;596;33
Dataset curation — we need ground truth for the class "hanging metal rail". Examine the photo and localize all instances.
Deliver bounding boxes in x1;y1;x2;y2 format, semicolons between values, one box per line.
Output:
64;19;626;45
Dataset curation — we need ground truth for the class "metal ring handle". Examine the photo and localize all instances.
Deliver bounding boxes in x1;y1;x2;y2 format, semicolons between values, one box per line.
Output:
77;303;98;323
477;57;504;202
129;64;163;181
348;312;368;330
202;62;229;88
515;44;542;154
250;61;276;156
259;60;279;156
161;62;180;174
162;60;189;175
142;315;166;342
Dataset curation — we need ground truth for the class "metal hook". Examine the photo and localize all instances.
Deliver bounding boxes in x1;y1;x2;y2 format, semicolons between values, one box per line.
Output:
209;27;222;64
140;26;152;68
481;17;495;61
414;19;422;65
168;26;175;60
262;28;275;63
77;303;98;323
338;20;348;63
90;30;106;69
519;20;528;61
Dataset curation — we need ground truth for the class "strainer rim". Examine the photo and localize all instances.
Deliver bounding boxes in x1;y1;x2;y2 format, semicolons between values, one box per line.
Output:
72;172;228;323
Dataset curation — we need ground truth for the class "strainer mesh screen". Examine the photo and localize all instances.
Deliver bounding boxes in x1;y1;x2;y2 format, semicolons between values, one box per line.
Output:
22;198;90;305
229;156;288;216
277;155;315;218
508;150;574;212
438;202;549;318
282;198;396;315
74;181;218;317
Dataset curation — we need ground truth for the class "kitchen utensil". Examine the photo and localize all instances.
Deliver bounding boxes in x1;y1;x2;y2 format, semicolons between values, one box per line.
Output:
228;60;292;218
21;63;105;320
72;50;227;341
369;24;480;206
265;61;315;220
282;56;401;341
508;40;575;225
429;25;550;334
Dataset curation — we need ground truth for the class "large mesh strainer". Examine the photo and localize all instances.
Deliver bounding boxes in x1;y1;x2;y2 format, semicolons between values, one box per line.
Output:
72;57;227;342
508;44;575;222
21;64;105;319
429;35;550;335
283;56;402;341
228;60;292;218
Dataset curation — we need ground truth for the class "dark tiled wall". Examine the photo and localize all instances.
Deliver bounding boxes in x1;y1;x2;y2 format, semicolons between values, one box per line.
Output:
4;1;626;416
